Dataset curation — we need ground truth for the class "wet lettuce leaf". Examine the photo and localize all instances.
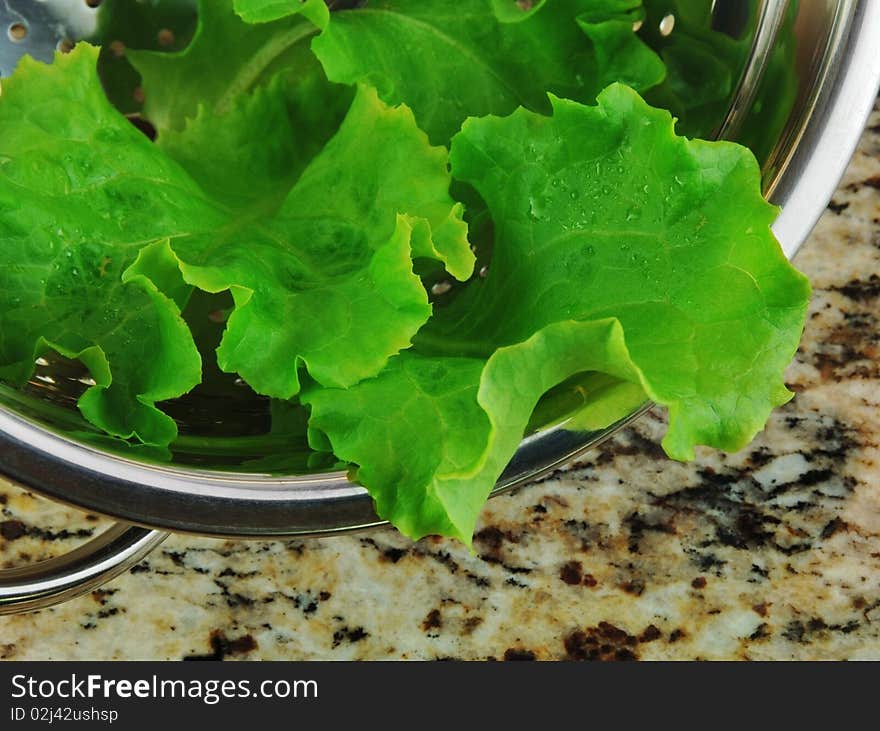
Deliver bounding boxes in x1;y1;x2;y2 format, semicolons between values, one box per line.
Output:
304;85;811;542
0;48;203;445
0;45;471;443
310;0;665;144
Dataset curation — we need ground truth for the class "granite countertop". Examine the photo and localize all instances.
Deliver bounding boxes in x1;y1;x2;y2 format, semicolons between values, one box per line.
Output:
1;104;878;661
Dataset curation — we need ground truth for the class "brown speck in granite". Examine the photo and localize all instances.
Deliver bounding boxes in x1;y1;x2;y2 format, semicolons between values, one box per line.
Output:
0;520;26;540
828;200;850;214
559;560;583;585
749;624;771;641
620;579;645;596
463;617;483;634
669;629;686;643
582;573;598;587
0;644;16;659
639;626;662;643
691;576;707;589
422;609;442;632
563;623;640;661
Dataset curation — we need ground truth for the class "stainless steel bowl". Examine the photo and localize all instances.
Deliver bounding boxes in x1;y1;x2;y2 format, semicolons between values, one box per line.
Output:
1;0;879;613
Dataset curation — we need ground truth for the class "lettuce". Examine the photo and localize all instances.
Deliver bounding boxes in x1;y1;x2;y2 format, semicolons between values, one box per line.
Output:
0;0;811;542
0;45;471;440
304;86;810;542
311;0;665;144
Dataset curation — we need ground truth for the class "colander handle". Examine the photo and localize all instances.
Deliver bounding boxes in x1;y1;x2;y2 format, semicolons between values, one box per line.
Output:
0;524;168;615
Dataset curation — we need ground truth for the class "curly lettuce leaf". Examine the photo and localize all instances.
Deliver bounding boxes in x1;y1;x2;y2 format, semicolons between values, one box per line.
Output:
128;0;324;134
0;46;471;442
306;319;640;543
161;85;473;398
304;84;810;542
312;0;664;144
0;47;203;445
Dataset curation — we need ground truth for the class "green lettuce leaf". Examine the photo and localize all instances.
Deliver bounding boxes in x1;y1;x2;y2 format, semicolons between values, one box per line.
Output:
93;0;199;115
160;83;473;398
311;0;665;144
491;0;549;22
0;46;471;443
304;84;811;542
0;48;203;445
233;0;330;25
155;63;352;210
128;0;325;134
306;320;642;543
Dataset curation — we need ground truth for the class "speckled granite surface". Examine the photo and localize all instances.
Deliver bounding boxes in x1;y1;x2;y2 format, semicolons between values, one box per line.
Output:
1;105;879;661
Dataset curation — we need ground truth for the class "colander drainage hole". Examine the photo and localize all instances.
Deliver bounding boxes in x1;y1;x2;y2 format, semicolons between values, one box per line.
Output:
7;23;28;43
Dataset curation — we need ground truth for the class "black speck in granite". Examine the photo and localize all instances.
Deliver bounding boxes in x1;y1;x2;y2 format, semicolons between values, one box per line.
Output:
623;510;676;554
184;630;258;661
0;519;92;542
332;626;369;649
503;648;536;661
821;517;850;540
163;550;187;567
686;548;728;573
90;588;118;606
833;274;880;302
212;579;256;609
